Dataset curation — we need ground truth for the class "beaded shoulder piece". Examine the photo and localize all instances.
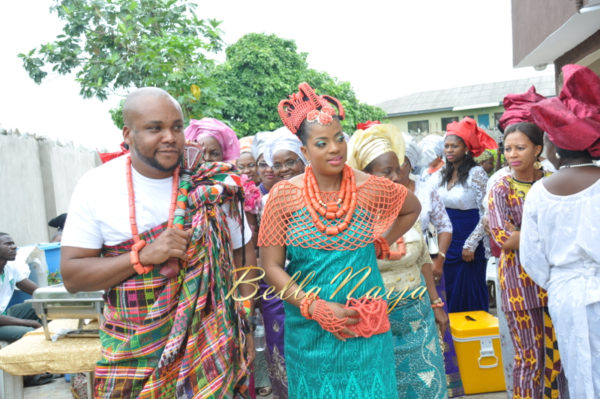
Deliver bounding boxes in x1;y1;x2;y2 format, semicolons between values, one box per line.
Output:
258;173;407;251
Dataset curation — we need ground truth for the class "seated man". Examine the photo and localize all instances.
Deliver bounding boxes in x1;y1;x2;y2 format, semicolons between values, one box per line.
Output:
0;232;41;343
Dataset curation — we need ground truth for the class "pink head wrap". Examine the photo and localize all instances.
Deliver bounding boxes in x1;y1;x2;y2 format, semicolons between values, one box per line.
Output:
531;64;600;157
446;117;498;157
498;86;546;131
184;118;240;161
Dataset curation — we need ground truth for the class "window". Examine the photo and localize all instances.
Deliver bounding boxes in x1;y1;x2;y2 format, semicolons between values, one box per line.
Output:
494;112;503;127
441;117;458;131
407;120;429;134
477;114;490;128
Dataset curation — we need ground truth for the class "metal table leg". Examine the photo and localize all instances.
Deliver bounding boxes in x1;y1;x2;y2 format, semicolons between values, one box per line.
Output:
0;369;24;399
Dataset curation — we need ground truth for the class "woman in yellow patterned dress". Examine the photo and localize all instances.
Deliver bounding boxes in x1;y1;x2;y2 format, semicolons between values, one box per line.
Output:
488;121;568;398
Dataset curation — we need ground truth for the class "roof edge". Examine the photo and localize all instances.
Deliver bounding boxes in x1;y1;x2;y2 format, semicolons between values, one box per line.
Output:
387;107;454;118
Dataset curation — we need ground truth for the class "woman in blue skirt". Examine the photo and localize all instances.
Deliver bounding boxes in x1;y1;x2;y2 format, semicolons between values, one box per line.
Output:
432;117;497;312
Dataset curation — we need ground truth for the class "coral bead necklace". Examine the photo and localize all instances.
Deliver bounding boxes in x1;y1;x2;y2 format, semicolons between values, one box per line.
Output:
303;164;357;235
126;156;180;274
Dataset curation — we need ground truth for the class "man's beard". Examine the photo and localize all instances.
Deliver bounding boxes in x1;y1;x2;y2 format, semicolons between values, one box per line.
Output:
133;147;182;173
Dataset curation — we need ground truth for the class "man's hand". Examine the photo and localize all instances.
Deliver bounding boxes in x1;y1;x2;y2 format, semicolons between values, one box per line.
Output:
139;228;191;266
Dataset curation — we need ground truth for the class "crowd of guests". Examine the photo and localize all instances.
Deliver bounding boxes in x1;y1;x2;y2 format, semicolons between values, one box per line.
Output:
225;64;597;399
35;63;597;398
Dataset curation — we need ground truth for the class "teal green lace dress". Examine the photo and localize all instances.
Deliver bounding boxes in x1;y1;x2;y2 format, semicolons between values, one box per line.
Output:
259;175;407;399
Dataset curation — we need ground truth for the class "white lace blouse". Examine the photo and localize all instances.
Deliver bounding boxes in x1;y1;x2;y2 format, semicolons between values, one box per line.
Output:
432;166;488;251
414;178;452;235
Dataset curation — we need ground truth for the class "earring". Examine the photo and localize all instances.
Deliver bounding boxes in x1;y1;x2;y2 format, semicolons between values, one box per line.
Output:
555;152;560;159
533;161;542;169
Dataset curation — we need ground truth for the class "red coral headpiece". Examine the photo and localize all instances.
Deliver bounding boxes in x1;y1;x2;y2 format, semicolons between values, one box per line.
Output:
278;82;345;134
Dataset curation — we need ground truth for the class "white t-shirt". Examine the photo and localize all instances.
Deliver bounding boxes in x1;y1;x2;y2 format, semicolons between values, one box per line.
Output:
0;261;30;314
62;155;251;249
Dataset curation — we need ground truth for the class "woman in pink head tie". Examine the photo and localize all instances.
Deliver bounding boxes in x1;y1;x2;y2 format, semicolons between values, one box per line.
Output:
185;118;241;162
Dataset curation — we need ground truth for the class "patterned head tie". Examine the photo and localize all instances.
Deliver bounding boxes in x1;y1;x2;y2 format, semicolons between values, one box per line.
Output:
347;123;406;170
278;82;345;134
238;136;254;154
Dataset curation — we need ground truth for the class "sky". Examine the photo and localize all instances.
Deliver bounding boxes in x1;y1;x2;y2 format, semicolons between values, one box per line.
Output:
0;0;554;151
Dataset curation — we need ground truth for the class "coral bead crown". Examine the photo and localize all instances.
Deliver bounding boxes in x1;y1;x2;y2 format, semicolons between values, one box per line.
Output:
278;82;345;134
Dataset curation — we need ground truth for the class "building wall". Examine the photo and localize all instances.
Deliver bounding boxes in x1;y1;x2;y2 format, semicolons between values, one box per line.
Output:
387;106;504;135
555;29;600;88
511;0;578;66
0;131;100;246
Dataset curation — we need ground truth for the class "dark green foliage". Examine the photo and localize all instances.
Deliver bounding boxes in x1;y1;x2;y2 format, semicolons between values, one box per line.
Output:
19;0;224;127
20;5;384;134
212;33;386;135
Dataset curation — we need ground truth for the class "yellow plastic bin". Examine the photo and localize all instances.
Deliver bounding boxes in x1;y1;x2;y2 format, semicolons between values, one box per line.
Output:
449;311;506;394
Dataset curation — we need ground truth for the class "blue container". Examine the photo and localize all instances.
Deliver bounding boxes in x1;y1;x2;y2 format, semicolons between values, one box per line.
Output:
38;243;62;274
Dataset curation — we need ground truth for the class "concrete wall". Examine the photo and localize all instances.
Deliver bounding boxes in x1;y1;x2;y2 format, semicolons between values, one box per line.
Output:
0;130;100;246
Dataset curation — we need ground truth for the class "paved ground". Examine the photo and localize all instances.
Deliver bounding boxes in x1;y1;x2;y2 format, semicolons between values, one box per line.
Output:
26;379;508;399
25;378;72;399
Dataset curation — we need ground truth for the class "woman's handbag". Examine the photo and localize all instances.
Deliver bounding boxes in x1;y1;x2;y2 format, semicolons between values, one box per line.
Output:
425;224;439;256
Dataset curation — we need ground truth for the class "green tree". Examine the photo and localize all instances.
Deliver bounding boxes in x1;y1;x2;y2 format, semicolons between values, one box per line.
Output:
302;69;387;135
213;33;386;136
19;0;224;128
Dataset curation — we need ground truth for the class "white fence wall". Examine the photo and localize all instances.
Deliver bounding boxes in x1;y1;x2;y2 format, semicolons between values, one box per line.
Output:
0;130;100;245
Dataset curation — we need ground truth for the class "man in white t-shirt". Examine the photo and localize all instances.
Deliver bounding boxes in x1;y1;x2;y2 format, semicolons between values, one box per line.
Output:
0;233;41;342
61;88;255;399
